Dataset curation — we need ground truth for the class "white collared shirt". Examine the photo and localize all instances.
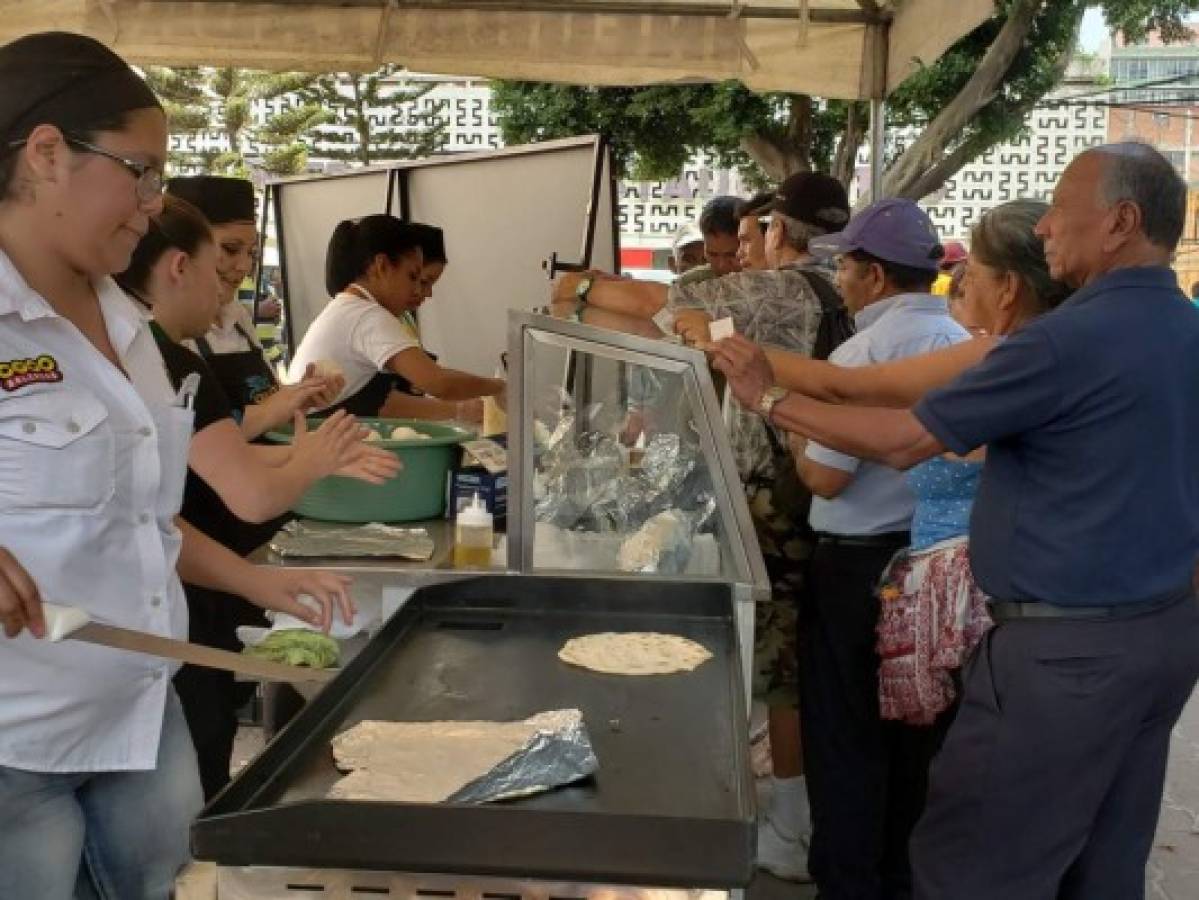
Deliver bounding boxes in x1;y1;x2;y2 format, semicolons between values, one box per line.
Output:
0;251;192;773
183;298;261;356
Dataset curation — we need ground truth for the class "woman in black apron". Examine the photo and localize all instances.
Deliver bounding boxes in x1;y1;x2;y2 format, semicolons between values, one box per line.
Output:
159;177;353;797
289;215;504;420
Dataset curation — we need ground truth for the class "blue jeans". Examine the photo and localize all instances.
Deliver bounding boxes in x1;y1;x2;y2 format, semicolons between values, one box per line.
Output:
0;688;203;900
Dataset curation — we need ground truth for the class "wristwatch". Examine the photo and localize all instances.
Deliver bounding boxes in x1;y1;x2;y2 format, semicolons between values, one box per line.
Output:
573;276;594;321
757;386;789;420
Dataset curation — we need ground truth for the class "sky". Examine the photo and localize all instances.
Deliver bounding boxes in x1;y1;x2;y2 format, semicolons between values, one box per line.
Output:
1079;8;1107;52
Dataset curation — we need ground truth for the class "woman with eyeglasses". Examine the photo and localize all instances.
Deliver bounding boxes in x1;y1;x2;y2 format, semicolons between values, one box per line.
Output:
115;195;401;800
0;33;356;899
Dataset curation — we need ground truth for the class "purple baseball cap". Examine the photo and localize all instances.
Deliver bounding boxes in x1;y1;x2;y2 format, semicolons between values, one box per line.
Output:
809;198;944;272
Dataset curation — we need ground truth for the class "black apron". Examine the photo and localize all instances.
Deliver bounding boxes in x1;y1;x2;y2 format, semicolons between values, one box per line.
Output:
177;321;292;799
323;371;396;418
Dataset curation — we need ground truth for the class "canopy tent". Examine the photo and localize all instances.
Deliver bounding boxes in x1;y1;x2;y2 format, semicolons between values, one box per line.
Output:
0;0;994;101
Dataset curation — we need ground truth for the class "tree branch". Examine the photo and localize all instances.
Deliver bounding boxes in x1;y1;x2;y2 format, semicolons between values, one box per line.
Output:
891;5;1081;201
882;0;1044;197
832;102;866;187
741;93;813;180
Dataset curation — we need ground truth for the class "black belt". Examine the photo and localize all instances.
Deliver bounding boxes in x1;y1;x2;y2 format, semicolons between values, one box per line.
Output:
815;530;909;549
989;586;1194;622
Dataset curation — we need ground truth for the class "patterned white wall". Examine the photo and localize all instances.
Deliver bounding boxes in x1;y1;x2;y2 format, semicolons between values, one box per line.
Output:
167;72;1108;249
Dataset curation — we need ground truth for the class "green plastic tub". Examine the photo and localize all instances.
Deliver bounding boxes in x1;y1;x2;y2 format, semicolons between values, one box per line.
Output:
265;417;473;523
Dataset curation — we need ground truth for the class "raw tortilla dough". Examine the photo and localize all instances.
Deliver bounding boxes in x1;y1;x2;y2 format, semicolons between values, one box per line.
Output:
558;632;712;675
328;713;559;802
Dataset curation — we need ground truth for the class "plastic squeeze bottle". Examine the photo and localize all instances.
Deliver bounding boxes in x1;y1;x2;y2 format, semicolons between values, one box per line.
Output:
453;493;494;568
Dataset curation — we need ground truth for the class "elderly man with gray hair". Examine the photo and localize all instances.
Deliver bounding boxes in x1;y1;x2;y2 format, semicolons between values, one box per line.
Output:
719;141;1199;899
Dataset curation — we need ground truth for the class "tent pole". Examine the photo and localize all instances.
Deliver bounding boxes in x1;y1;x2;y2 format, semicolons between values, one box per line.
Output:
869;98;885;203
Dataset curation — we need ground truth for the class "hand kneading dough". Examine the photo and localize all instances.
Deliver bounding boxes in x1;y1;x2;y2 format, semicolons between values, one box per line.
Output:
558;632;712;675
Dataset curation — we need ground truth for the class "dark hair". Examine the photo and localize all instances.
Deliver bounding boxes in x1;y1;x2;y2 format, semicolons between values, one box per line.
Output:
1;111;133;200
1094;142;1187;250
848;249;938;293
115;195;213;297
324;214;423;296
970;199;1071;312
699;195;740;238
736;191;772;219
410;222;447;265
736;191;773;234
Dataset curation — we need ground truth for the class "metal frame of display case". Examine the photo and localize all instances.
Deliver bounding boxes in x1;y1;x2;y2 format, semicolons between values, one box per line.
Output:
505;311;767;594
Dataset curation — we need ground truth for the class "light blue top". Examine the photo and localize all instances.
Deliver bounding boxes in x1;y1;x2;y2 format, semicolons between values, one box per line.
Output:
907;456;982;551
808;293;969;536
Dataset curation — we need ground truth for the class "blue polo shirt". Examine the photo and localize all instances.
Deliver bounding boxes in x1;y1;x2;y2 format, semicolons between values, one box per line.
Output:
915;266;1199;606
809;293;967;536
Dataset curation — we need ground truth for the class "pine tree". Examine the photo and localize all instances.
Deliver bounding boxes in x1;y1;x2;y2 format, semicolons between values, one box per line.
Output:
305;67;448;165
146;67;332;177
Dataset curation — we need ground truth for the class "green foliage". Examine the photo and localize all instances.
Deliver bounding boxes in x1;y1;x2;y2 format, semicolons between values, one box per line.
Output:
148;66;331;175
261;143;309;176
493;80;787;181
303;67;449;165
491;1;1199;195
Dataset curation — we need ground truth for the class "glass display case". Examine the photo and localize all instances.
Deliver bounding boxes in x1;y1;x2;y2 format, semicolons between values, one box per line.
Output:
506;311;767;597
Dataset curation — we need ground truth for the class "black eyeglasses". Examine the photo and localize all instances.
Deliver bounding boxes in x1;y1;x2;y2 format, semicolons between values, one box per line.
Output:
6;136;164;203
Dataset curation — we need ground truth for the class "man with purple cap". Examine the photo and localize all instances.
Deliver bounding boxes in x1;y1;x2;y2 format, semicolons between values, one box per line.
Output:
767;198;967;900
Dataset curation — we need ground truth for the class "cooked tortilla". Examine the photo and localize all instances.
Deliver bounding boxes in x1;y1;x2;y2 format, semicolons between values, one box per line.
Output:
558;632;711;675
328;715;550;802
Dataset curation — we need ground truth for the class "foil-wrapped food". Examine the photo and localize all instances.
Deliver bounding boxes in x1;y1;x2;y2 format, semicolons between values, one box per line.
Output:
328;709;597;804
270;521;435;561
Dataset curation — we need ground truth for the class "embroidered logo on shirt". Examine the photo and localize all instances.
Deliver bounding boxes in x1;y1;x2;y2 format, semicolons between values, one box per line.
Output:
0;355;63;392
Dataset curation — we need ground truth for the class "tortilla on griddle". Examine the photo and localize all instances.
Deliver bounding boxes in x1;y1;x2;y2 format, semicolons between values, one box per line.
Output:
558;632;711;675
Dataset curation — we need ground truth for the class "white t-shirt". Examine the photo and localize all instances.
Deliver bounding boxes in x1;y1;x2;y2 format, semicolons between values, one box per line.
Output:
288;291;421;407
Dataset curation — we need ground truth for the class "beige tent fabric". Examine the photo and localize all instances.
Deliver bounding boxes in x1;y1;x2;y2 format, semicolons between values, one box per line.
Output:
0;0;993;100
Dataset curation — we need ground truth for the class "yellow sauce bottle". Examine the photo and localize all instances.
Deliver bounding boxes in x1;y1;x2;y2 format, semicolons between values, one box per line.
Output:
453;493;494;568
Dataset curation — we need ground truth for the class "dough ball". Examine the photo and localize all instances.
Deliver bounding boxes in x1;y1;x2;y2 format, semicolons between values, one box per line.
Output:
389;425;424;441
363;429;384;442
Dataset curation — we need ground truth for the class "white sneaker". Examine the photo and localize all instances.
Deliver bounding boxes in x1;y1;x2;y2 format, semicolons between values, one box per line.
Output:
756;818;812;883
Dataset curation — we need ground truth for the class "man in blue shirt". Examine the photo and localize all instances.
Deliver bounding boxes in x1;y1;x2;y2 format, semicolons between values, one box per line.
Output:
782;199;967;900
722;143;1199;899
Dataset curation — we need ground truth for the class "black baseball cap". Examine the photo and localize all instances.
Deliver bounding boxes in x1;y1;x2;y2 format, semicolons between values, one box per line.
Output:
745;172;851;232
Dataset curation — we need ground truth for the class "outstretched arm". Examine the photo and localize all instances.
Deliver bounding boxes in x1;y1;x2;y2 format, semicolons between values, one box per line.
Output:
764;337;998;408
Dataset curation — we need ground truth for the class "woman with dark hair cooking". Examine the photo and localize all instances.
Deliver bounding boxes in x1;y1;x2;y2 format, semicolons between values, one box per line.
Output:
0;32;352;899
289;214;504;418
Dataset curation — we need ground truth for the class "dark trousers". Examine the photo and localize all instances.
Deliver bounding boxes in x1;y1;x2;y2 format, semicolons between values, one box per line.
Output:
173;664;241;801
912;592;1199;900
800;536;952;900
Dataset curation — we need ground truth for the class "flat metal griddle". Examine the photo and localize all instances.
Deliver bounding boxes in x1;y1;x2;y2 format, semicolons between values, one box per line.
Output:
193;574;755;887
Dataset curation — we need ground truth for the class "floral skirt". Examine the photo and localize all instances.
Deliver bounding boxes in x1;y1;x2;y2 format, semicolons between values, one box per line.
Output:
875;536;992;725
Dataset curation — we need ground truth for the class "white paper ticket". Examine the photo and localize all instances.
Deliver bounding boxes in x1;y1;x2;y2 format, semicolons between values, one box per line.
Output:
709;317;736;341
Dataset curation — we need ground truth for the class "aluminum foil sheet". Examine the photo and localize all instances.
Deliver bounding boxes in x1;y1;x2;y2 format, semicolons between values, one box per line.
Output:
449;709;598;803
270;520;435;561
